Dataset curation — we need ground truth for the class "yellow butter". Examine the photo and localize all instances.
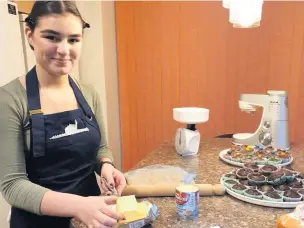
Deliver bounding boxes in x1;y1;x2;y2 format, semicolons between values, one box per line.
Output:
116;195;148;224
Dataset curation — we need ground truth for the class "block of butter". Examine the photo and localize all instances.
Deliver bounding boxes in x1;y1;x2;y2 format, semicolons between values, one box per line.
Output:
116;195;150;224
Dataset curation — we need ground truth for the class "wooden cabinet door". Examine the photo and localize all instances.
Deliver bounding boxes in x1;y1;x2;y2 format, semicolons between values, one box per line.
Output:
115;1;304;171
14;1;33;14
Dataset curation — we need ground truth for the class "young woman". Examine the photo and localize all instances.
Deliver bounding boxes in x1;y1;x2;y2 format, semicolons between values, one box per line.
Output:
0;1;126;227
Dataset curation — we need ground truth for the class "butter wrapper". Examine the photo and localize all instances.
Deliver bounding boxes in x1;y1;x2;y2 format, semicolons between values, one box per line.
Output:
119;201;159;228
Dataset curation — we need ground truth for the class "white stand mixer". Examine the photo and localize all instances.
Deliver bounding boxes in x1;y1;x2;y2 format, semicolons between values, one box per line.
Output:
173;107;209;156
232;90;290;150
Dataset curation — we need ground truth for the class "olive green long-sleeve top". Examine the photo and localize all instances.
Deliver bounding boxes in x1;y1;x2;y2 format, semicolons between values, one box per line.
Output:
0;77;113;215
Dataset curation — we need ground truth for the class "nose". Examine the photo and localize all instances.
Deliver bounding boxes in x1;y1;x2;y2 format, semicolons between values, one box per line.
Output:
56;39;70;56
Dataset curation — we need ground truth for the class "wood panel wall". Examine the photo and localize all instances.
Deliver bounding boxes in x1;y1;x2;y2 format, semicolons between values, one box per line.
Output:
115;1;304;171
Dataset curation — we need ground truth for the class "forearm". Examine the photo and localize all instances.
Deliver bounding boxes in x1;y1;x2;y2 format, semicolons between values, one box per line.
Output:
97;147;114;162
40;190;85;218
94;150;115;176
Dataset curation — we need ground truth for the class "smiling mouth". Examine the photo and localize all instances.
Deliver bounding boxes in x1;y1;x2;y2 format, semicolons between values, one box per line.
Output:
53;58;70;61
53;59;70;65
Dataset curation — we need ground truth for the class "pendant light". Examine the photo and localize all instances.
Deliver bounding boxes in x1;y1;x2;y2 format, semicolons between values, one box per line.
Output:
222;0;231;9
223;0;264;28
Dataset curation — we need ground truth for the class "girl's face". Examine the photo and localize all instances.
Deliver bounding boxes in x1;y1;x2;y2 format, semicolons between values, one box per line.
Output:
25;13;83;77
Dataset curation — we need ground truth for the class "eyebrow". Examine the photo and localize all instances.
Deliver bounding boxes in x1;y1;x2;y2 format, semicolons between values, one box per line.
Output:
40;29;82;37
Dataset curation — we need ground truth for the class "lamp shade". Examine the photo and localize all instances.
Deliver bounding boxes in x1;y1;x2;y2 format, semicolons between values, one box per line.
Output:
223;0;231;9
229;0;263;27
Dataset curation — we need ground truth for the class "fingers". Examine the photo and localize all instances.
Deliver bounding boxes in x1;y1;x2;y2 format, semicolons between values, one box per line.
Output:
101;206;124;221
116;184;125;196
100;172;115;192
90;219;112;228
101;164;115;186
103;174;115;187
103;190;113;196
114;174;127;196
100;177;114;195
103;195;118;204
100;177;108;192
94;210;118;227
99;225;111;228
101;166;126;196
91;219;101;228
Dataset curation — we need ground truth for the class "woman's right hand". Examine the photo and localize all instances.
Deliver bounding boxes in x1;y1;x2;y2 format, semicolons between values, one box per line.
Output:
76;195;124;228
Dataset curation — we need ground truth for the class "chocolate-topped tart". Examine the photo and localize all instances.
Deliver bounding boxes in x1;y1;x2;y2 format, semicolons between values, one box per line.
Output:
239;179;249;185
223;179;239;189
244;189;263;199
247;173;266;185
232;184;247;190
260;165;279;175
231;184;247;195
223;173;238;180
268;172;284;181
243;163;260;172
283;189;302;202
284;189;301;198
274;184;290;191
280;168;297;183
246;189;262;196
248;173;266;181
264;191;283;202
265;191;282;199
288;180;303;189
236;168;254;179
267;171;286;186
239;179;257;189
225;180;238;185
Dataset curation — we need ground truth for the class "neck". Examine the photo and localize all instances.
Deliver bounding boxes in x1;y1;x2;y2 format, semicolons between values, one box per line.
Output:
36;64;69;89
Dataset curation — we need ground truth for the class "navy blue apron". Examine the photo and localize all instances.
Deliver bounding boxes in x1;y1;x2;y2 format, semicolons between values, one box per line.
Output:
10;66;101;228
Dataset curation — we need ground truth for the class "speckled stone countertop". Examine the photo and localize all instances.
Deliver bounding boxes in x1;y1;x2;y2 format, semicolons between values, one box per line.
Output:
71;138;304;228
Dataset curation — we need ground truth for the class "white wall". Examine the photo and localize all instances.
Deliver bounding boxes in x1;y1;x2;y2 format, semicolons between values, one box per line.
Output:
101;1;122;170
76;1;122;169
0;194;9;228
0;1;25;86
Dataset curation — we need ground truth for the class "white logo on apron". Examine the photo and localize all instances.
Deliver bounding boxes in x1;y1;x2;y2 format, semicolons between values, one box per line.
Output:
50;120;89;140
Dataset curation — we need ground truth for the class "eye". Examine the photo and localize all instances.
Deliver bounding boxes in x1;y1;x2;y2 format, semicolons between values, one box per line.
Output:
69;38;80;43
44;36;59;42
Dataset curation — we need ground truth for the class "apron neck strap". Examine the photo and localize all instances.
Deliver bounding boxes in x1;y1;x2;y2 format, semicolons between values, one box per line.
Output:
26;66;45;157
68;77;92;118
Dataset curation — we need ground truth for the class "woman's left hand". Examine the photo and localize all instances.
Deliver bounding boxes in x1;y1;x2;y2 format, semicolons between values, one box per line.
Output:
100;163;126;196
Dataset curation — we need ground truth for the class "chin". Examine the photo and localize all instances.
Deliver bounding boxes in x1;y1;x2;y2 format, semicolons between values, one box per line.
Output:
49;65;72;77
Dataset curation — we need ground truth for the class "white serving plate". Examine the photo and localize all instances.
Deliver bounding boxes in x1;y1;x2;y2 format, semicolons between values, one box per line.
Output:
219;149;293;168
220;178;301;208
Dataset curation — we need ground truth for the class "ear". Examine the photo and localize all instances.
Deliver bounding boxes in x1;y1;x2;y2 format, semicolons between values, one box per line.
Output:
25;26;34;49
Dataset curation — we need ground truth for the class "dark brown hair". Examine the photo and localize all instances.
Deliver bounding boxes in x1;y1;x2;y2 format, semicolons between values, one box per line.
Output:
25;0;90;31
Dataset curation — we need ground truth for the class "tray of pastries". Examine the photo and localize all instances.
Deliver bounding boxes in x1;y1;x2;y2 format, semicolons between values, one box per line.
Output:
221;164;304;208
219;144;293;167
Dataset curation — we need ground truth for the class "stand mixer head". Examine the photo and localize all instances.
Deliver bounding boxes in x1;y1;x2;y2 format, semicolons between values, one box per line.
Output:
173;107;209;156
232;90;290;150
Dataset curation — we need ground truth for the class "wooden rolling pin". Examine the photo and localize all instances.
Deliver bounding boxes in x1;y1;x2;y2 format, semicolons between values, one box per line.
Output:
121;183;225;197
